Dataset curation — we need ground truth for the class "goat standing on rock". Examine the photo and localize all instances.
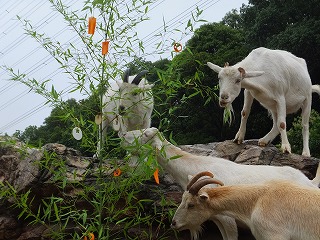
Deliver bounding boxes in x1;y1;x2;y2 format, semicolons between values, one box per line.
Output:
207;47;320;156
172;171;320;240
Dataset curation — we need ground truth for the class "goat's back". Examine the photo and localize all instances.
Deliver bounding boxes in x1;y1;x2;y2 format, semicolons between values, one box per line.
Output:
240;47;311;84
236;47;312;113
251;181;320;239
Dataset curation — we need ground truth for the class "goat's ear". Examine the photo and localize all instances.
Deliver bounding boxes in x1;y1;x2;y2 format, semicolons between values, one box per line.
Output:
238;67;246;78
187;175;193;181
142;84;154;90
207;62;222;73
199;192;209;201
243;70;265;78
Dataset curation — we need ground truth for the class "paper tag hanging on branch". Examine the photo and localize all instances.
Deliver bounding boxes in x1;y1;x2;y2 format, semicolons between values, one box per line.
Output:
95;114;102;125
113;168;122;177
72;127;83;140
102;40;110;55
173;42;182;52
88;17;96;35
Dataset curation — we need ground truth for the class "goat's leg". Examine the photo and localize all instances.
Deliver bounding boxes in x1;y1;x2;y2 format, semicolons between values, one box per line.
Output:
301;98;311;156
234;90;253;144
258;110;279;146
311;162;320;187
275;97;291;154
252;224;290;240
210;215;238;240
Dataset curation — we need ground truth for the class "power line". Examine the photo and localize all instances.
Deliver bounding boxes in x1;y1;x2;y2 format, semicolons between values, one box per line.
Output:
0;1;48;41
0;2;25;23
0;0;196;131
0;0;77;59
0;0;225;133
0;36;82;110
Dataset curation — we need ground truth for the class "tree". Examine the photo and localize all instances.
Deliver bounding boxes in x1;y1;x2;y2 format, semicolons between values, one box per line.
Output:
267;19;320;82
241;0;320;84
13;126;41;146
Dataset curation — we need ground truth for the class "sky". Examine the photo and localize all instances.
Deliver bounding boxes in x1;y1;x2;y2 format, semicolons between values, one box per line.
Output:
0;0;248;135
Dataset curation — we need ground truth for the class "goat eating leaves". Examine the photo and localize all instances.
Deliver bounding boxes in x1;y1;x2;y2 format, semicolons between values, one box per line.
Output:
102;68;154;137
172;171;320;240
207;47;320;156
96;69;154;157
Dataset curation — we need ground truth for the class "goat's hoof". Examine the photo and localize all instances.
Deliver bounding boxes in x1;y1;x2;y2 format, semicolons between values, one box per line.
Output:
281;144;291;154
258;141;267;147
283;149;291;154
233;139;243;145
302;151;311;157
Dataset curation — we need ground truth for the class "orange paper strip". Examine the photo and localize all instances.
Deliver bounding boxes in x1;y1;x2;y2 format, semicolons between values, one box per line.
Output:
102;41;110;55
153;168;160;184
88;17;96;35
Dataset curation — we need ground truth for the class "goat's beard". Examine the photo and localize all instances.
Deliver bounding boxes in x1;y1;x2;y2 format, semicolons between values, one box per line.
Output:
190;225;203;240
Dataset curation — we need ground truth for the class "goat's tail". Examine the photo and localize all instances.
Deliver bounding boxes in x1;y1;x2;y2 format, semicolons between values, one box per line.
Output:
311;162;320;188
312;85;320;95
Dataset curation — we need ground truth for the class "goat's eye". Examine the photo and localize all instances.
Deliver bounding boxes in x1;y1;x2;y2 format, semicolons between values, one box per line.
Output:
235;79;241;84
187;203;195;209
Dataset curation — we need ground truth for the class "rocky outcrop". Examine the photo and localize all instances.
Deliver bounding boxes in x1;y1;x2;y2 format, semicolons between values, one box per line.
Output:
0;139;318;240
180;140;319;179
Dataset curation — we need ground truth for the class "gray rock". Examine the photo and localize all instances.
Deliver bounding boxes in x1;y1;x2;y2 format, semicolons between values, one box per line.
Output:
0;139;318;240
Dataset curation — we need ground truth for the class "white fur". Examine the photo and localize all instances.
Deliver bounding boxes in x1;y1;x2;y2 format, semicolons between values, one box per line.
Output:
173;179;320;240
312;162;320;187
122;127;319;240
96;72;154;157
102;75;154;136
207;47;320;157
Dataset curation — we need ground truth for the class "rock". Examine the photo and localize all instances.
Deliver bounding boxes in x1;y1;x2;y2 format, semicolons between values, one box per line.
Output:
0;216;21;239
0;139;319;240
180;140;319;179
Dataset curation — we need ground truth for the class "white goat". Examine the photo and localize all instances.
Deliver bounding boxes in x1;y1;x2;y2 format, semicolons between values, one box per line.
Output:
172;171;320;240
102;69;154;137
96;69;154;157
122;127;320;240
207;47;320;157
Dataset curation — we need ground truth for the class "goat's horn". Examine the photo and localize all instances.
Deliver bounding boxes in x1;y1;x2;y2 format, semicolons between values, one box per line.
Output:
188;178;224;195
186;171;214;191
224;62;229;67
123;68;131;83
131;70;148;85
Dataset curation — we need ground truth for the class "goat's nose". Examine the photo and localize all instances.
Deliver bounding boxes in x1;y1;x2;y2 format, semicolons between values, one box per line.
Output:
119;105;125;115
220;93;229;100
